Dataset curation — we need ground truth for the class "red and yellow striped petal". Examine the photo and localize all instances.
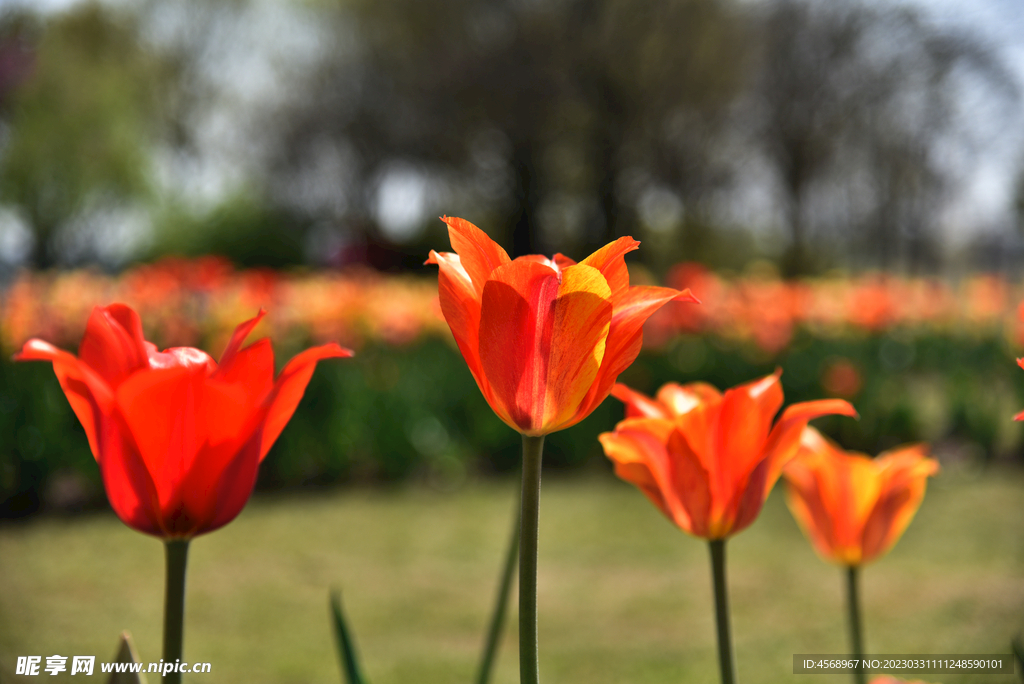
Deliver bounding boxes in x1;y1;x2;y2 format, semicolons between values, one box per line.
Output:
577;285;698;420
579;236;640;300
441;216;510;298
478;260;612;434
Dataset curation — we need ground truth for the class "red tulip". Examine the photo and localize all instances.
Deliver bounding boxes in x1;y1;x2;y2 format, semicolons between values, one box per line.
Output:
599;371;857;539
15;304;352;539
783;427;937;566
427;216;697;435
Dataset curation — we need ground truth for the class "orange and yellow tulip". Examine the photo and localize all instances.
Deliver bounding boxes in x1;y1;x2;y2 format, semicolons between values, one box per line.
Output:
427;216;697;435
599;371;857;539
783;427;938;566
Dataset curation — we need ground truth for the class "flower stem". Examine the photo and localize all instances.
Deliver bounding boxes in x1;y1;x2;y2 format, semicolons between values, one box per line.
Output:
708;539;737;684
163;539;190;684
519;435;545;684
846;565;866;684
475;493;520;684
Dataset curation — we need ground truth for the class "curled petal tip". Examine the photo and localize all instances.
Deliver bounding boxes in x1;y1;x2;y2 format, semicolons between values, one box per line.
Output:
13;338;58;361
1014;408;1024;421
1017;357;1024;370
325;343;355;359
673;288;701;304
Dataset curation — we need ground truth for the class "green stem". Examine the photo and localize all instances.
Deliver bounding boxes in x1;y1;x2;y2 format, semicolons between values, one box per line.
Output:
519;435;545;684
475;494;521;684
846;565;866;684
708;539;736;684
163;539;190;684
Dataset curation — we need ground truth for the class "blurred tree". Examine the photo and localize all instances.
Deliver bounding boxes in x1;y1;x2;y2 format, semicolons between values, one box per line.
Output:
265;0;749;261
749;0;1016;276
0;2;172;268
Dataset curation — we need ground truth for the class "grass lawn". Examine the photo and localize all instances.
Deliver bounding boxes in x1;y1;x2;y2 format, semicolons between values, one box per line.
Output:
1;465;1022;684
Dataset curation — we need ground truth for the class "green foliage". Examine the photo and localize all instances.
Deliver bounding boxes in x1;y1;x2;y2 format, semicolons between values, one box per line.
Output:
2;331;1022;517
147;194;309;269
0;3;171;266
331;590;368;684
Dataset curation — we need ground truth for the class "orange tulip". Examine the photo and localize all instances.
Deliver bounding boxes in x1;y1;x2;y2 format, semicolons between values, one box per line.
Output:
427;216;697;435
599;371;857;539
783;427;937;566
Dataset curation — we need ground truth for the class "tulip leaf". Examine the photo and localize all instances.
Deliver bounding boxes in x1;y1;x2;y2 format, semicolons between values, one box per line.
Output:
108;631;148;684
1012;635;1024;683
330;588;367;684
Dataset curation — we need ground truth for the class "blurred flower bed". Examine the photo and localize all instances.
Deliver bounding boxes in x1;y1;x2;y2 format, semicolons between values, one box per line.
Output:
2;256;1022;517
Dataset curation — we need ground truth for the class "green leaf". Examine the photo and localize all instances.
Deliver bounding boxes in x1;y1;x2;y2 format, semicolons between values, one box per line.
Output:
1012;635;1024;684
107;631;147;684
330;588;367;684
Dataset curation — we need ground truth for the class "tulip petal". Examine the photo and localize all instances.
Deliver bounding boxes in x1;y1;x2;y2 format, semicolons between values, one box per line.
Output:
860;445;937;563
115;366;194;489
429;250;491;401
441;216;511;297
716;371;784;483
479;260;611;433
96;422;164;537
601;418;712;536
579;236;640;299
762;398;859;492
476;260;564;430
176;428;263;536
78;305;150;387
544;264;613;431
599;423;676;523
578;285;698;419
217;308;267;370
664;426;714;537
259;343;354;460
611;383;672;419
552;253;577;270
15;338;114;459
784;446;842;561
215;338;275;410
656;382;721;416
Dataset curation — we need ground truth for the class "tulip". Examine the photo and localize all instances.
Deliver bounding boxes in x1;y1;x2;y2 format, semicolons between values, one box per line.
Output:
428;216;696;684
601;371;857;540
1014;358;1024;420
427;216;697;437
16;303;351;684
783;427;937;684
599;372;857;684
783;427;937;567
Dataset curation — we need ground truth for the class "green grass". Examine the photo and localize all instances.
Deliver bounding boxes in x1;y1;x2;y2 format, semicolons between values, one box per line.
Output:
1;467;1023;684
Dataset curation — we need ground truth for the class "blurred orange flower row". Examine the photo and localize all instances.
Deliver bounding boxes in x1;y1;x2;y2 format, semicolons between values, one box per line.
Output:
3;256;1023;357
0;256;449;354
647;262;1024;352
